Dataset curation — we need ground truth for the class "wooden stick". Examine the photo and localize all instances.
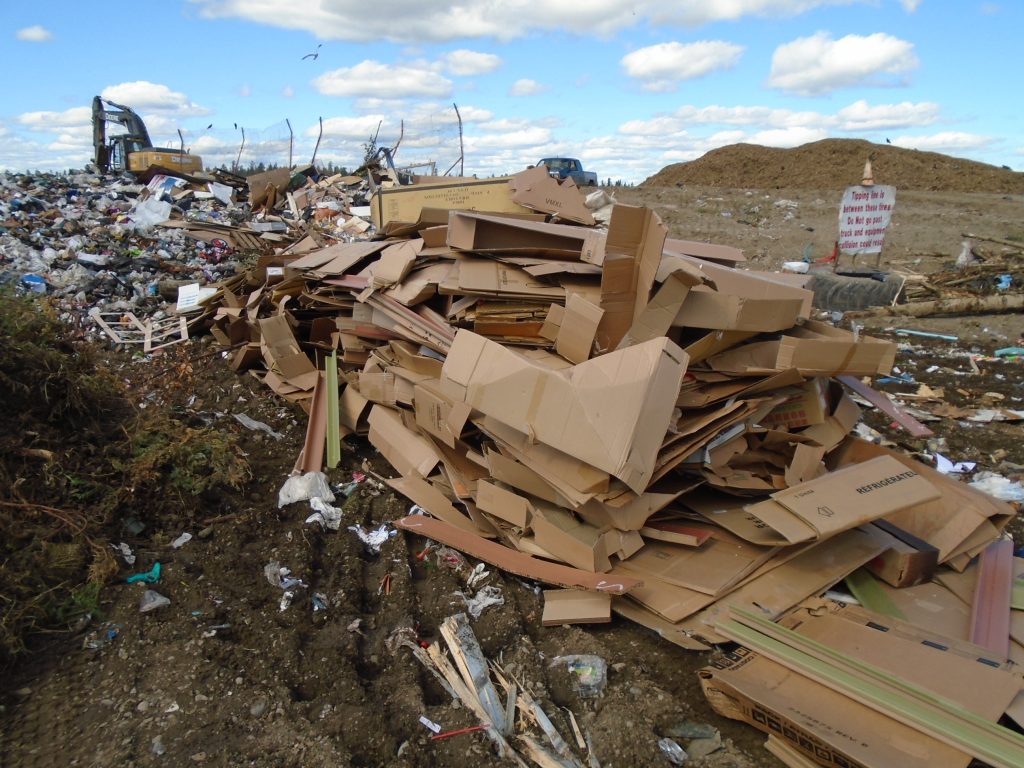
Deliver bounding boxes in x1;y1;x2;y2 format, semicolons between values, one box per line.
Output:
845;293;1024;318
962;232;1024;252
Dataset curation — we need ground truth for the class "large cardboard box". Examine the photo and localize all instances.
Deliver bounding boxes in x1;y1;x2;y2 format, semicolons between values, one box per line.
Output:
370;177;530;228
447;211;605;261
700;455;940;546
440;330;687;494
709;320;897;376
672;258;812;332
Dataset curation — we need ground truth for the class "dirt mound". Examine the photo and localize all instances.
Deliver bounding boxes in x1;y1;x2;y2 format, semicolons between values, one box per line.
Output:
643;139;1024;193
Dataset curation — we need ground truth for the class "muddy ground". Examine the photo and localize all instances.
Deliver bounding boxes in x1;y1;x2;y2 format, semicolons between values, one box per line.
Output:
2;182;1022;768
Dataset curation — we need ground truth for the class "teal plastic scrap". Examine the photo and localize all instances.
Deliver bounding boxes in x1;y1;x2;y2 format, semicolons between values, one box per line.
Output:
126;561;161;584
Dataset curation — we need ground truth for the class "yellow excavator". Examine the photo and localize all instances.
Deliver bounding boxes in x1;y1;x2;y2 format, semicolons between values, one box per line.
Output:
92;96;203;175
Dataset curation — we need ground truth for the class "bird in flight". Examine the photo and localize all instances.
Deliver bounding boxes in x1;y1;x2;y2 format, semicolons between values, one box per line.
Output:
302;44;322;61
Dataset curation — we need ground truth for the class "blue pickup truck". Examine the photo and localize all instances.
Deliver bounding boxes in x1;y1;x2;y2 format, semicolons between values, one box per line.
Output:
537;157;598;187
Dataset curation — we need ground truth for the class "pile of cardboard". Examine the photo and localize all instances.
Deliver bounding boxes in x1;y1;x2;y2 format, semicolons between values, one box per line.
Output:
195;173;1024;766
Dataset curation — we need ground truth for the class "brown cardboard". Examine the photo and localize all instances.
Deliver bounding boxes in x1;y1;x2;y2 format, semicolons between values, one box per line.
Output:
596;205;667;351
542;589;611;625
865;519;939;587
531;505;615;572
371;239;422;288
412;381;471;449
801;386;861;451
555;293;603;363
831;438;1014;561
609;597;712;651
672;259;812;332
440;330;687;494
639;521;714;547
452;258;565;301
386;476;485;536
727;455;940;546
370;176;530;228
475;479;532;528
708;320;896;376
367;405;440;478
618;527;777;597
447;210;604;261
615;267;702;350
508;165;596;226
700;646;972;768
393;514;642;594
664;238;745;265
758;377;830;430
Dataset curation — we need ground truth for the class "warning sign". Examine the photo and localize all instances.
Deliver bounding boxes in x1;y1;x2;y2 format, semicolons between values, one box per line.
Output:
837;184;896;255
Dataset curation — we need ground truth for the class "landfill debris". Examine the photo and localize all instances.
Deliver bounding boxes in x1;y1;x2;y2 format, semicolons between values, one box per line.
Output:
233;413;285;440
171;532;193;549
419;715;442;734
969;472;1024;502
82;622;122;650
549;655;608;698
348;523;396;554
934;454;977;475
277;471;334;508
126;562;162;584
657;738;688;765
305;496;343;530
139;590;171;613
455;584;505;619
112;542;136;566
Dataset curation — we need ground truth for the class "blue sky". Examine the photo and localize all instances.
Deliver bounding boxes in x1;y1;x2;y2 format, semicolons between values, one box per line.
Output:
2;1;1019;183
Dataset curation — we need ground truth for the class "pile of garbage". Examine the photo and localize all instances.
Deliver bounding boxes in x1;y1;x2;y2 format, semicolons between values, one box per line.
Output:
4;160;1023;768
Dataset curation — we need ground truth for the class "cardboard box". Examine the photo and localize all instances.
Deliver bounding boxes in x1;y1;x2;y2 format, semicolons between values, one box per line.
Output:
596;205;667;351
440;330;688;494
709;320;897;377
508;165;596;226
447;211;605;261
672;258;812;332
702;455;941;547
370;177;530;229
758;377;830;430
476;479;533;528
865;519;940;587
700;646;972;768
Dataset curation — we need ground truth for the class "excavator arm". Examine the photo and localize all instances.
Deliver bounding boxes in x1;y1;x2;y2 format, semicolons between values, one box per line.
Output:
92;96;154;171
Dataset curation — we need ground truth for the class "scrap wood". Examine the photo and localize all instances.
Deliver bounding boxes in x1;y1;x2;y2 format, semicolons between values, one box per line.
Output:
961;232;1024;252
837;374;934;437
970;539;1014;659
844;292;1024;318
439;613;508;735
718;608;1024;768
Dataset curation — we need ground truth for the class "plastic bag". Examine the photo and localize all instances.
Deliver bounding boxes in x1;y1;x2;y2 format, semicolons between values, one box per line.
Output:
549;654;608;698
278;471;335;508
139;590;171;613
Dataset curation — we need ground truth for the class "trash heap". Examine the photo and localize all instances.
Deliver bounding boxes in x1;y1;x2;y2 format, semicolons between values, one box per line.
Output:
8;161;1023;767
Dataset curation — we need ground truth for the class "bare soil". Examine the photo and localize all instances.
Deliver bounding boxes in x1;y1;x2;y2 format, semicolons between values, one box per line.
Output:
2;143;1023;767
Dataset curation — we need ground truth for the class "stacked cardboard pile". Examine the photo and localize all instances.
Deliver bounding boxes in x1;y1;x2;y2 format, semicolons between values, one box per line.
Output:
197;176;1023;766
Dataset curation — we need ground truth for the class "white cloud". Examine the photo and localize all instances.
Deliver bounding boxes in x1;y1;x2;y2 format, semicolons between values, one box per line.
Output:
18;106;92;131
509;78;546;96
192;0;851;43
239;84;252;97
892;131;993;152
621;41;744;91
835;99;939;130
468;127;553;149
312;115;393;140
900;0;922;10
443;49;502;76
313;61;452;98
768;32;918;95
282;85;295;98
16;25;52;42
101;81;210;115
749;126;828;146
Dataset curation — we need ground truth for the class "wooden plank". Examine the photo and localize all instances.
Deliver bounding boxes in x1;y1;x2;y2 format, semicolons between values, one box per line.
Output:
838;374;934;437
970;539;1014;658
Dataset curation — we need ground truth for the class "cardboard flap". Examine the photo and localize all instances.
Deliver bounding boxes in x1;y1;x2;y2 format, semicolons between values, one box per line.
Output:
741;455;941;545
